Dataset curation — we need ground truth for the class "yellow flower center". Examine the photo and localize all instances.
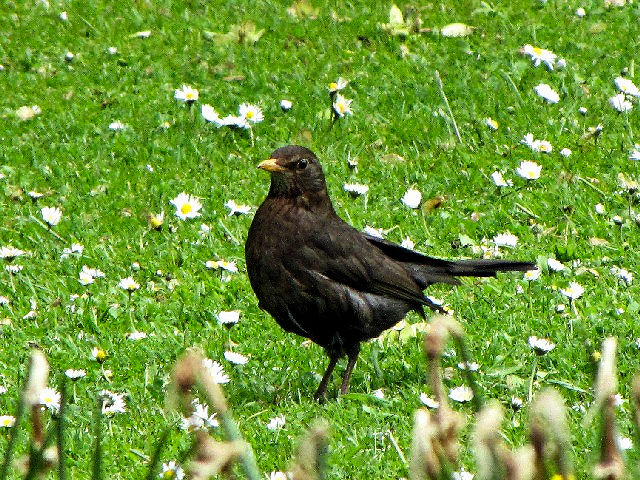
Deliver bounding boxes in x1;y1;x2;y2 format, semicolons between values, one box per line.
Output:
329;82;338;90
181;204;192;215
532;47;543;55
246;111;254;119
337;104;345;113
163;471;176;479
185;92;196;100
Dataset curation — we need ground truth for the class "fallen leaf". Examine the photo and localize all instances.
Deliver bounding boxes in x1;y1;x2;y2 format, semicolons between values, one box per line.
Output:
287;0;319;19
440;23;474;37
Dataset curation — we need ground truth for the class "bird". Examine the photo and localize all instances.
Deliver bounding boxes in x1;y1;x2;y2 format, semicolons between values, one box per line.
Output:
245;145;536;401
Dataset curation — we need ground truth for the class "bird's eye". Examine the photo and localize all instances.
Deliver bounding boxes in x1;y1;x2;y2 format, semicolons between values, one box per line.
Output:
297;159;308;170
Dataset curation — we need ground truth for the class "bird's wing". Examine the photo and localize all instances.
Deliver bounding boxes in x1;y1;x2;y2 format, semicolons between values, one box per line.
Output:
282;219;429;308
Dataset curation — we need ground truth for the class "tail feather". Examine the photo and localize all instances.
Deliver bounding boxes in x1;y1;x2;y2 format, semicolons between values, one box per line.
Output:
447;259;536;277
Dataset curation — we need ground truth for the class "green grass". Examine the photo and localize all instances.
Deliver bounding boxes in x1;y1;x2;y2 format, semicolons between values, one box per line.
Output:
1;0;640;477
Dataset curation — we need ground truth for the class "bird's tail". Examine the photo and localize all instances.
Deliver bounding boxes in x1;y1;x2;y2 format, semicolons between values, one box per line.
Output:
446;259;536;277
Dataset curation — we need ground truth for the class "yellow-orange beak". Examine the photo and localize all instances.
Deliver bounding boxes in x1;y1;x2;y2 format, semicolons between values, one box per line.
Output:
257;158;286;173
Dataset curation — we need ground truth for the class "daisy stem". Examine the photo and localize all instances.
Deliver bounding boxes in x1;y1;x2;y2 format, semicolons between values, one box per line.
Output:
143;428;170;480
128;291;135;331
434;70;462;145
57;378;67;480
528;356;538;402
249;125;254;147
32;216;66;243
217;219;239;245
0;355;30;480
92;397;103;480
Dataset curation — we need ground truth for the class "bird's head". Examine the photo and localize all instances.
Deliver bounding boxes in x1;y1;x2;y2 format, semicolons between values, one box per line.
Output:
258;145;328;201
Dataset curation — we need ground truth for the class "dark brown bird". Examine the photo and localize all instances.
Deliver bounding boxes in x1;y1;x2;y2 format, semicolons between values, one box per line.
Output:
245;145;535;401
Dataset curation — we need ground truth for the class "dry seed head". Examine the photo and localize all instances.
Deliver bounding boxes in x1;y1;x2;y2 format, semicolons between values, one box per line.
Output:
25;349;49;406
290;420;329;480
595;338;617;403
473;402;504;479
409;409;441;480
424;316;450;359
189;431;245;479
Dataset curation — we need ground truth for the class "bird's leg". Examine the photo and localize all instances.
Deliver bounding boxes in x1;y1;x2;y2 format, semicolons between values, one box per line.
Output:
314;355;339;402
339;344;361;395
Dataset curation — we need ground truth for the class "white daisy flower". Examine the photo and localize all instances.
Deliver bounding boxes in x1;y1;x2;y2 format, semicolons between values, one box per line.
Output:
59;11;68;21
419;393;440;409
401;188;422;209
201;104;222;125
511;396;524;410
269;472;288;480
610;266;633;285
217;310;240;325
118;276;140;291
41;206;62;226
220;114;249;129
522;44;557;70
363;226;384;238
372;389;385;399
108;121;126;130
629;145;640;161
60;243;84;259
547;258;565;271
127;331;147;340
401;237;415;250
485;117;498;130
534;83;560;103
64;51;74;62
160;461;185;480
170;192;202;220
560;281;584;300
190;402;219;428
65;369;86;380
610;93;633;112
224;351;249;365
595;203;606;215
560;148;572;157
91;347;107;363
575;7;586;17
0;415;16;428
0;246;26;260
266;415;285;430
615;77;640;97
343;183;369;196
528;336;555;354
39;387;61;413
238;103;264;124
174;84;199;103
107;46;118;55
579;106;588;115
516;160;542;180
6;264;23;274
79;270;94;285
521;133;535;147
491;170;513;187
448;385;474;403
100;390;126;415
618;436;633;451
524;269;541;281
452;469;474;480
133;30;151;38
457;361;480;371
332;93;353;117
328;77;348;92
224;199;251;216
532;140;552;153
202;358;230;384
206;260;238;273
493;232;518;247
0;296;9;306
280;99;293;111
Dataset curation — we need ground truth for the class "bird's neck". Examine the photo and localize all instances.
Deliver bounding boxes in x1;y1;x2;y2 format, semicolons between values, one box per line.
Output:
268;188;334;212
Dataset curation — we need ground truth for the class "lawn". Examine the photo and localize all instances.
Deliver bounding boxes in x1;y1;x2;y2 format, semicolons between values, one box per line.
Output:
1;0;640;478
